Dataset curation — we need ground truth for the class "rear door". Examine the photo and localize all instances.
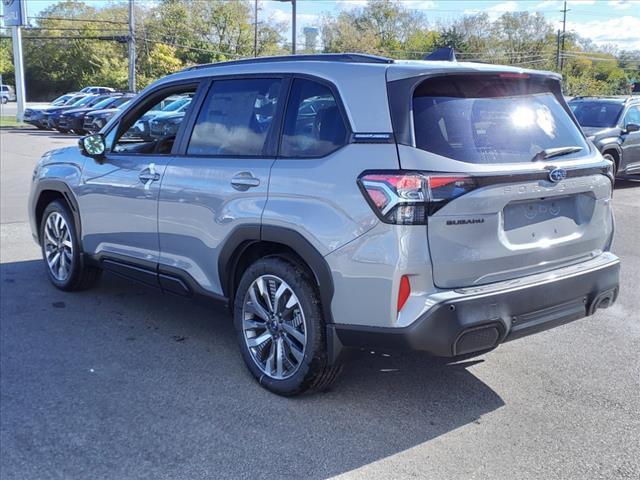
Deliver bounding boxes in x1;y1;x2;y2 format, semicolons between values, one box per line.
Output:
620;105;640;172
157;76;287;296
389;71;614;288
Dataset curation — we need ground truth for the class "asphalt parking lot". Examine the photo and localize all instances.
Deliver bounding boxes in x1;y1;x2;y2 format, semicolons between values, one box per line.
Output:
1;128;639;479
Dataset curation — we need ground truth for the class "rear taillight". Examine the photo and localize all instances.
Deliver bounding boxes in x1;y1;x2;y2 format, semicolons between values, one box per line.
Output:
358;171;477;224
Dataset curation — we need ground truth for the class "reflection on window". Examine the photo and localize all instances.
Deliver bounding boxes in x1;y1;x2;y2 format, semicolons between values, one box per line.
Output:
188;79;281;157
114;93;194;155
281;79;347;157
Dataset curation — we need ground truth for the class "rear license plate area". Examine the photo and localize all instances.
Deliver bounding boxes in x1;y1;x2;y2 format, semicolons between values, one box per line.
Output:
502;196;587;245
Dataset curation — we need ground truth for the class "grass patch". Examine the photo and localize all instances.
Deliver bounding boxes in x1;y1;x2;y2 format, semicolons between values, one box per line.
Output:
0;116;28;128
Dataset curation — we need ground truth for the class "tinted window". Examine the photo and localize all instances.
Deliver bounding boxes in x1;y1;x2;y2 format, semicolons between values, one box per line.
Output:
570;101;623;128
91;97;119;110
188;78;281;156
280;79;347;157
413;75;589;164
113;86;196;155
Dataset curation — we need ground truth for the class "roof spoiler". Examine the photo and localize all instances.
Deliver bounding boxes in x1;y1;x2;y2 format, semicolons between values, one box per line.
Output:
424;47;456;62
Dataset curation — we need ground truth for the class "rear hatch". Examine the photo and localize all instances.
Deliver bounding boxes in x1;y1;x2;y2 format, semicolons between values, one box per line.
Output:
387;68;614;288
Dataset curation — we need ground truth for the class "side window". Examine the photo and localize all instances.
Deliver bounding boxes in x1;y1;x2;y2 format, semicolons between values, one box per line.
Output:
623;106;640;126
280;78;348;158
112;87;196;155
187;78;281;156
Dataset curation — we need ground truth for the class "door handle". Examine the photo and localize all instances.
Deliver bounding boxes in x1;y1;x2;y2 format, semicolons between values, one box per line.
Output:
231;172;260;191
139;163;161;189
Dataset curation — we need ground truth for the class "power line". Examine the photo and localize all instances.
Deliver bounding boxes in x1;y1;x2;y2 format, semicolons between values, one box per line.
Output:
0;35;127;41
28;16;127;25
143;38;244;58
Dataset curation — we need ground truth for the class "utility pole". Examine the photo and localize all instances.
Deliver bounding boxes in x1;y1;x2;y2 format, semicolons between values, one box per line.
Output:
4;0;28;122
11;25;26;122
275;0;296;55
560;1;568;72
292;0;296;54
128;0;136;93
556;29;561;70
254;0;258;57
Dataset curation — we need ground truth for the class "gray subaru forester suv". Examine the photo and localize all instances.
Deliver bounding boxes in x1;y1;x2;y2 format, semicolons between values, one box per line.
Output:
29;54;620;395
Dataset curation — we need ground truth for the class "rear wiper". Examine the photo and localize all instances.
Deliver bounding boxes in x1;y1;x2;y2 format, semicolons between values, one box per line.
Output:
530;146;583;162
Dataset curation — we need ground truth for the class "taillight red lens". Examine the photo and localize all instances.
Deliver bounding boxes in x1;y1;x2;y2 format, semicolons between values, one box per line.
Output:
358;171;476;224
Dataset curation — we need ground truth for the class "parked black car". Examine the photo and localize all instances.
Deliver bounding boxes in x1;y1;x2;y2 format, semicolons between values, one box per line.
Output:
23;94;90;129
83;98;134;133
570;96;640;175
58;94;135;135
48;95;120;132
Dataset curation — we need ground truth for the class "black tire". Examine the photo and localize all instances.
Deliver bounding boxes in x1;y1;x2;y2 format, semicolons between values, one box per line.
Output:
1;97;7;104
603;152;618;177
233;256;342;396
39;200;101;291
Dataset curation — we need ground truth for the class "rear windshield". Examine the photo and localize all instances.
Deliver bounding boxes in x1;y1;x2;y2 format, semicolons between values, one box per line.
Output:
412;75;588;164
569;101;623;128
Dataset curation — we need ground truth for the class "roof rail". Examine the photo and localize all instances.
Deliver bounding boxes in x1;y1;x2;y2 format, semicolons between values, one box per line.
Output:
570;95;632;101
186;53;395;71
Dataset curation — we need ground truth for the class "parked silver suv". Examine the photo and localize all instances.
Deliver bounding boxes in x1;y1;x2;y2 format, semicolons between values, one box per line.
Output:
28;54;620;395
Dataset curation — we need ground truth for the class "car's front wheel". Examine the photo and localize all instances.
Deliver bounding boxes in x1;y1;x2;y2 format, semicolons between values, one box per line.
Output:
233;256;341;396
603;152;620;177
39;200;101;291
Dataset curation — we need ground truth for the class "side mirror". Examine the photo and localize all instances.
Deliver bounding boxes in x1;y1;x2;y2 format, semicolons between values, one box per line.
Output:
625;123;640;133
79;133;106;159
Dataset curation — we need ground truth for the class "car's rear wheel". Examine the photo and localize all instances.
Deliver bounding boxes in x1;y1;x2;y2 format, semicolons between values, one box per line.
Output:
233;256;341;396
39;200;101;291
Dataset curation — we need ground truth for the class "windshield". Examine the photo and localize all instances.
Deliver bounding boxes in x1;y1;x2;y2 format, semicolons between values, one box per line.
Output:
412;75;589;164
90;97;117;109
73;96;97;107
52;95;71;105
569;101;623;128
117;100;131;110
162;97;190;112
65;95;85;105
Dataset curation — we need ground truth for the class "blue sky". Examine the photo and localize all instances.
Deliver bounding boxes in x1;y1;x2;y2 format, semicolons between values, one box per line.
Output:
5;0;640;49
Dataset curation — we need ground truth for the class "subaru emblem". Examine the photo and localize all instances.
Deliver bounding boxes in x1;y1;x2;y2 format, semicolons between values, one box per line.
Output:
548;168;567;183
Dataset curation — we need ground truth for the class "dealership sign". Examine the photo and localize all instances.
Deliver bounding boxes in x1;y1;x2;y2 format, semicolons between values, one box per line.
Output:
2;0;26;27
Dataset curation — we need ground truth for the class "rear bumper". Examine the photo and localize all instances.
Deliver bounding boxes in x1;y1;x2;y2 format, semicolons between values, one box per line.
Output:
330;252;620;361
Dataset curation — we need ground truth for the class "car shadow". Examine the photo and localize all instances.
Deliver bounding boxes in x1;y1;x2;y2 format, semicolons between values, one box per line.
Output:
1;260;504;479
614;175;640;189
0;128;80;139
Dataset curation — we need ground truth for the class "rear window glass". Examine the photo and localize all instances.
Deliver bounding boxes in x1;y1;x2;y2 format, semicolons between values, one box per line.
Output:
280;79;347;157
188;78;281;157
412;75;589;164
570;101;623;128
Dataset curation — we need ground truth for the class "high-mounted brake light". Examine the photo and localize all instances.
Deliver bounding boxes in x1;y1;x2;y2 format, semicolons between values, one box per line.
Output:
499;72;530;79
358;172;477;225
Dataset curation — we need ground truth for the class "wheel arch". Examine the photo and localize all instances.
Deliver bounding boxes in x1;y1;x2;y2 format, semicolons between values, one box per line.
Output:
32;180;82;244
218;225;335;324
601;145;622;169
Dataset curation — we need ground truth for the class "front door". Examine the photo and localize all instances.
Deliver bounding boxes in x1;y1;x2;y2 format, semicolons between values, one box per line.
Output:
76;82;201;281
620;105;640;172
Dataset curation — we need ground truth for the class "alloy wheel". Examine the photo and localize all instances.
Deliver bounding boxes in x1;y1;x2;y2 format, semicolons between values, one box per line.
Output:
43;211;73;282
242;275;307;380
